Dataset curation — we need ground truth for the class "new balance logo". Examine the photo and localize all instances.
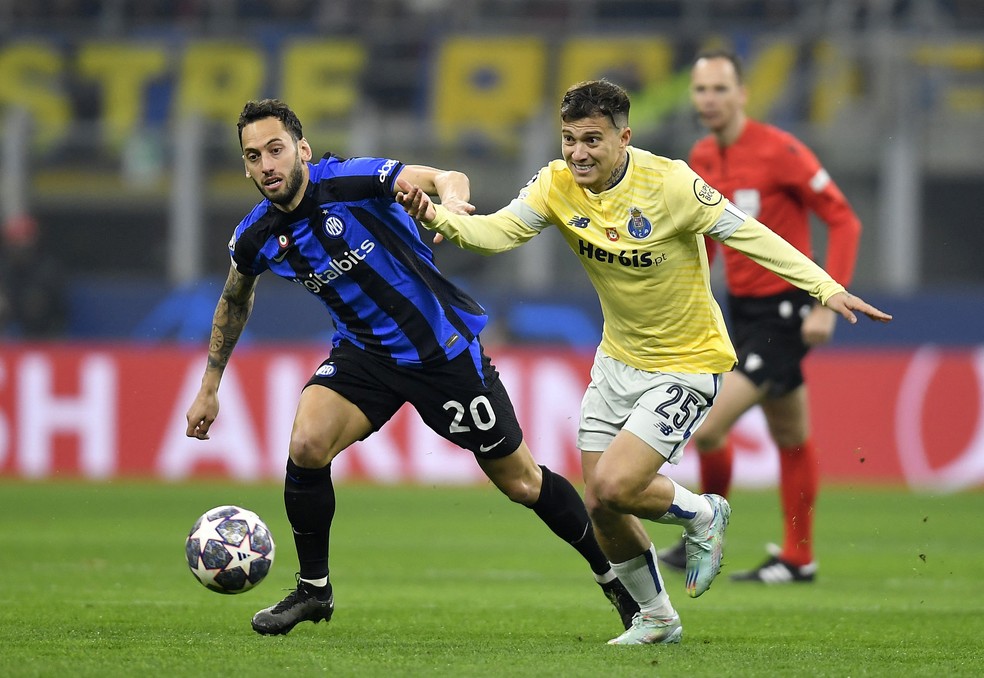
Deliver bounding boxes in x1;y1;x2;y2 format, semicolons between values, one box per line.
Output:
567;216;591;229
658;423;673;436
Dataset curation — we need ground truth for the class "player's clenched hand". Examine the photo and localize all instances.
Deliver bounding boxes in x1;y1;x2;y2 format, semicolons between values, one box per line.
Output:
395;178;436;221
186;390;219;440
396;178;449;244
824;291;893;325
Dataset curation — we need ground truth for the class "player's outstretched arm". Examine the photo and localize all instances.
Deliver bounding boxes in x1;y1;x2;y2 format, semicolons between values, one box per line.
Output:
185;265;257;440
824;291;892;325
395;168;474;216
398;177;542;253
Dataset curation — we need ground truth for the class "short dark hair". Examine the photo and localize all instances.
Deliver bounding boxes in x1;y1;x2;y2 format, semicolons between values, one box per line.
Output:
560;80;630;129
237;99;304;147
693;48;745;84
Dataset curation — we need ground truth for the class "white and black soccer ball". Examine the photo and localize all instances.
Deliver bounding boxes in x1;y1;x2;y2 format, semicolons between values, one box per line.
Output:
185;505;275;594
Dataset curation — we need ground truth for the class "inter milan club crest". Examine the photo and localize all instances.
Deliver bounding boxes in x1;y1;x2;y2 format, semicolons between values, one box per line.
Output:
606;227;619;242
627;207;652;239
323;210;345;238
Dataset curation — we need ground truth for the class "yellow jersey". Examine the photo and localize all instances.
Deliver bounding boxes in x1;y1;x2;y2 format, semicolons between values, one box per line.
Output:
426;146;845;374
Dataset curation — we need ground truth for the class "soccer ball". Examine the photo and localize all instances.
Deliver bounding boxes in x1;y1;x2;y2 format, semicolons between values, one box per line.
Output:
185;505;275;594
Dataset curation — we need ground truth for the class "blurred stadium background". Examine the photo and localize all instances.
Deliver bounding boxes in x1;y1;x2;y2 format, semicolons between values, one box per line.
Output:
1;0;982;490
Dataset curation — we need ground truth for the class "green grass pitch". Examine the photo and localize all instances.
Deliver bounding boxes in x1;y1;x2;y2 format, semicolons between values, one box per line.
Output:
0;480;981;677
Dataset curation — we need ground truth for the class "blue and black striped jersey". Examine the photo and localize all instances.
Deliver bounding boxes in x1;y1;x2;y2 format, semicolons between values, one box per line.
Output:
229;153;488;366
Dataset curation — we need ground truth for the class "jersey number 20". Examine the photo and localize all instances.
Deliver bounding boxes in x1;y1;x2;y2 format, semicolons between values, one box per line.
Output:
444;396;497;433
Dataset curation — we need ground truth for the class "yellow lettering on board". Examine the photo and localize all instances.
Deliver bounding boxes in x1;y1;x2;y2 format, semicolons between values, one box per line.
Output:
810;41;860;125
556;37;672;102
913;43;984;114
176;42;264;121
744;40;797;121
434;37;545;145
282;39;365;149
913;43;984;69
78;43;168;147
0;42;70;148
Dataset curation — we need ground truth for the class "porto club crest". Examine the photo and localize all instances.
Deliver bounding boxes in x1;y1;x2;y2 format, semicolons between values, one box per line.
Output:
626;207;652;239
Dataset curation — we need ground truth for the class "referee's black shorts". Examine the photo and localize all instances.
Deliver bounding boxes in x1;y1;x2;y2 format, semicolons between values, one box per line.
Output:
305;339;523;459
728;289;814;398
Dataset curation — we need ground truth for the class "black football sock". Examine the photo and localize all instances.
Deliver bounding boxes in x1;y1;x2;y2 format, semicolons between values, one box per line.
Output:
531;465;611;575
284;458;336;586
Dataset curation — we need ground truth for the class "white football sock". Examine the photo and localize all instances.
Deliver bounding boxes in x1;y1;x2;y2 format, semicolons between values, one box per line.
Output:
655;479;712;535
610;544;675;618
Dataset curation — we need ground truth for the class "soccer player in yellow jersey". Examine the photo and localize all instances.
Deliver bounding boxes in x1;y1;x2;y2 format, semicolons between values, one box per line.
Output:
397;79;891;645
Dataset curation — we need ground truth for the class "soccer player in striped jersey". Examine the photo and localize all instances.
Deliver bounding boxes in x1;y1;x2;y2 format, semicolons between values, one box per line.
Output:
397;80;890;645
184;98;639;637
655;49;864;584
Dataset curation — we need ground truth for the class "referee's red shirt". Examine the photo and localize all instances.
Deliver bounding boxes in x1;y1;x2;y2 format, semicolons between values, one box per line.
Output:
689;119;861;298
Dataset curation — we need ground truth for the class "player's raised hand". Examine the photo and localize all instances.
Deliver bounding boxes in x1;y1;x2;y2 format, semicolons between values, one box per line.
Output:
825;291;893;324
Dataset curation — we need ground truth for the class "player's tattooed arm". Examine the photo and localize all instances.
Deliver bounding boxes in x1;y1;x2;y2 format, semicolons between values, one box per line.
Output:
187;265;256;438
207;266;257;373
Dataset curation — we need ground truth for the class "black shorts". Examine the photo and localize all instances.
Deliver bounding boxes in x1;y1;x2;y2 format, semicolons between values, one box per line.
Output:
727;289;813;398
305;340;523;459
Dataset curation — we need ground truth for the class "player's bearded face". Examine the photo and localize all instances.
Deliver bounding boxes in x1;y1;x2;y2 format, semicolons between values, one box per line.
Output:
561;114;629;193
257;154;304;206
241;118;311;210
